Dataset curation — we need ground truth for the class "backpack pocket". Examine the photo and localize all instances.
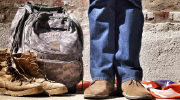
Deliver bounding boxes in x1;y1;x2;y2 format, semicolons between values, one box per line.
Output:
37;58;82;92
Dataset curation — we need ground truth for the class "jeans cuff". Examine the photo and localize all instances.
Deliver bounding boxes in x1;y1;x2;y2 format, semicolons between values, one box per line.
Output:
117;77;142;85
92;77;115;84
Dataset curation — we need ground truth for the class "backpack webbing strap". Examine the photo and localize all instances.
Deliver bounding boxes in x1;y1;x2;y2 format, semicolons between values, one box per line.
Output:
70;14;84;91
69;14;84;49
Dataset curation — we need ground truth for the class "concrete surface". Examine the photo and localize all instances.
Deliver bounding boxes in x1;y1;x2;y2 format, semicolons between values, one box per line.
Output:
0;91;177;100
141;22;180;82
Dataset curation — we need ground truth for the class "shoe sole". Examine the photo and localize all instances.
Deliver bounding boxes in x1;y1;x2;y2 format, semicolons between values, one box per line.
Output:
45;86;68;95
116;90;124;96
123;92;152;99
0;88;8;95
84;94;109;99
84;91;115;99
1;86;44;96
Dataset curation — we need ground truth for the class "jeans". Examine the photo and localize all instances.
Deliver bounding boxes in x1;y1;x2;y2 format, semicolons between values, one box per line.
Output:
88;0;144;85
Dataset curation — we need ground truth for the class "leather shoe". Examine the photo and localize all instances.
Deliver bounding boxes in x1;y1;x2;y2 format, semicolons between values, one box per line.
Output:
84;80;115;99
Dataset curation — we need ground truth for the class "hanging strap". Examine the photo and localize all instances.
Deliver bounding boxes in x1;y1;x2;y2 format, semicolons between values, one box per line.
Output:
69;14;84;49
69;14;84;91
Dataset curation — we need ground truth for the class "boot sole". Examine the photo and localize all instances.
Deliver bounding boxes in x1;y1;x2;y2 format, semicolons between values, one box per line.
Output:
0;88;8;95
3;86;44;96
84;91;115;99
123;92;152;99
45;86;68;95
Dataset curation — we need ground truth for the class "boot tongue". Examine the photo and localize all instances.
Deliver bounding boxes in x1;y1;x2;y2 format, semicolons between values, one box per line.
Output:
0;61;7;67
0;48;10;54
23;50;31;56
0;49;11;63
19;51;45;79
21;50;32;59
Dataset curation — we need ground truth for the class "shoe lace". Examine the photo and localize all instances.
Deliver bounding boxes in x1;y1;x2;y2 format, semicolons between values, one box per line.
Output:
7;66;35;83
5;52;36;84
20;53;49;81
5;53;12;67
128;80;142;87
41;54;49;81
27;56;44;75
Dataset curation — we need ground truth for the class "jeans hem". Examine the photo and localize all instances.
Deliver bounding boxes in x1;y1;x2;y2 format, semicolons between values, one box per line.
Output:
92;77;115;84
117;77;142;85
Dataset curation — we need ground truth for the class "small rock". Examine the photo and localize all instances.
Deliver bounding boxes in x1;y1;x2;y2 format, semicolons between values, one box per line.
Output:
0;14;6;20
173;12;180;21
63;1;68;6
147;12;154;20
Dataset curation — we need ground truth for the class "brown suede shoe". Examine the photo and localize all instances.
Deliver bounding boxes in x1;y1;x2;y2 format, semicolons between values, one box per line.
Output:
84;80;115;99
117;80;152;99
13;50;68;95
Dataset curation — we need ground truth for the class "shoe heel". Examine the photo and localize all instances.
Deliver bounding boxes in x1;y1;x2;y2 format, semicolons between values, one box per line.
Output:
116;90;123;97
109;91;116;96
0;88;8;94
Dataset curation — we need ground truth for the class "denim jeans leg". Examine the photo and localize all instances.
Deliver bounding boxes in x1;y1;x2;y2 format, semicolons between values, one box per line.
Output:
88;0;116;83
114;0;144;85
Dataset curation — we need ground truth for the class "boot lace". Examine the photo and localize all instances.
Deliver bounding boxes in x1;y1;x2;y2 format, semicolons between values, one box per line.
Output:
5;51;36;84
7;66;35;83
20;53;48;81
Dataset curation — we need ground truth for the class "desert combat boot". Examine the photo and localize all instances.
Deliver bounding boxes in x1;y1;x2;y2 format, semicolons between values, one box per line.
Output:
0;49;44;96
13;50;68;95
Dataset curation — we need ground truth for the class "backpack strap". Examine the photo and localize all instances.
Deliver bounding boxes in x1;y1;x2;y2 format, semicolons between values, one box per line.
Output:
34;6;64;12
80;57;84;91
69;14;84;91
69;14;84;49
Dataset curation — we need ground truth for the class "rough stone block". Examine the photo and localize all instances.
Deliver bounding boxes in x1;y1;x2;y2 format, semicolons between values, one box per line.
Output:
0;14;6;20
173;12;180;21
155;12;169;20
155;23;169;32
169;12;174;20
82;34;91;80
143;11;147;20
173;23;180;31
147;12;154;20
143;23;155;33
0;23;10;49
141;23;180;82
142;0;180;11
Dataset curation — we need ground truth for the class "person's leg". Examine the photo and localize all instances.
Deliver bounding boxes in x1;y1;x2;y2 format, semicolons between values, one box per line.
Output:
84;0;116;98
114;0;143;86
114;0;152;99
89;0;116;84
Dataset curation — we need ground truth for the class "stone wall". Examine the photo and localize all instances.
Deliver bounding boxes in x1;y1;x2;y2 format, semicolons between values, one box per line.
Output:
0;0;180;82
142;0;180;82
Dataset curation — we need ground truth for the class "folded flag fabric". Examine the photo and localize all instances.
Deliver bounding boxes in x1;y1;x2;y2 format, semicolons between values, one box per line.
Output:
77;80;180;99
142;80;180;99
77;80;92;90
